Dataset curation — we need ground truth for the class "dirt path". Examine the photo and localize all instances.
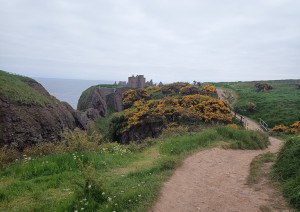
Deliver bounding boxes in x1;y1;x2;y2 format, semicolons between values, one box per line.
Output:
151;90;288;212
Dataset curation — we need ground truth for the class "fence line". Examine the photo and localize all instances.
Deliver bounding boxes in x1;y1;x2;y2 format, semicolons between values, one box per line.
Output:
259;118;269;132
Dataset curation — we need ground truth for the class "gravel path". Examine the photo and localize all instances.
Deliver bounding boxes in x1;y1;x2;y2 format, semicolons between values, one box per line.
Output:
151;89;288;212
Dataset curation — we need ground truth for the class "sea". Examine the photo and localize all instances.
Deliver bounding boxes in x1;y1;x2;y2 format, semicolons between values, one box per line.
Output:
34;78;114;109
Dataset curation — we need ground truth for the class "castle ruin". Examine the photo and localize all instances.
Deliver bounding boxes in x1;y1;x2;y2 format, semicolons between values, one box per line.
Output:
127;75;146;88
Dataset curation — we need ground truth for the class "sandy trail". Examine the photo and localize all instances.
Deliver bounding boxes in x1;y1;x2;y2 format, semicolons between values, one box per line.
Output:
151;89;287;212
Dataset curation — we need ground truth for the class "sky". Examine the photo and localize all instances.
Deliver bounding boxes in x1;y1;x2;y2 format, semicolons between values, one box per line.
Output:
0;0;299;83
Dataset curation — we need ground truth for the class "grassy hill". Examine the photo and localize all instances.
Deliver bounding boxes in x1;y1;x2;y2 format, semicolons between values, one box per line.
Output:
216;80;300;128
0;70;52;106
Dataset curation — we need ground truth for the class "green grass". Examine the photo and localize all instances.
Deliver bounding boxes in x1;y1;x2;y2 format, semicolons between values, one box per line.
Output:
247;152;276;185
272;135;300;210
0;70;51;105
216;80;300;127
216;126;269;149
0;127;269;211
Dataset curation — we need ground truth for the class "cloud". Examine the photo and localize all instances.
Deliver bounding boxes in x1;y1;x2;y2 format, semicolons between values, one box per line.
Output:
0;0;299;82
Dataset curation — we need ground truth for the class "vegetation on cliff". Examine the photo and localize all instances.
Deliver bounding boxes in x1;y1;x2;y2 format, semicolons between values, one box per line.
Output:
109;83;230;143
216;80;300;128
0;70;53;106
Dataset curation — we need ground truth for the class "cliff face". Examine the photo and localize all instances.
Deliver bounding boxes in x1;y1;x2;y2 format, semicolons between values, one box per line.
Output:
0;71;84;149
77;86;130;116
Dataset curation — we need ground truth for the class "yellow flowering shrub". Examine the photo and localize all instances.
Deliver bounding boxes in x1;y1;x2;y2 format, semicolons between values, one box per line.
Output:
272;121;300;134
146;86;160;92
122;88;150;109
201;84;217;95
272;124;290;134
123;94;232;129
290;121;300;134
160;82;189;95
179;85;200;95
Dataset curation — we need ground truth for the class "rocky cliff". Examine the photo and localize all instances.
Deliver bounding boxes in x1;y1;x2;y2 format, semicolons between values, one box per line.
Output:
77;86;130;116
0;70;84;149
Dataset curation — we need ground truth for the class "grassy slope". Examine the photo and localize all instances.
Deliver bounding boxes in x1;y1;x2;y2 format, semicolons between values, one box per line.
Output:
0;127;268;211
0;70;51;105
216;80;300;128
272;135;300;210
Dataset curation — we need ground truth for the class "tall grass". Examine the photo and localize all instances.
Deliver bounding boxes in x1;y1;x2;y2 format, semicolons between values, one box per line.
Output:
272;135;300;210
216;126;269;149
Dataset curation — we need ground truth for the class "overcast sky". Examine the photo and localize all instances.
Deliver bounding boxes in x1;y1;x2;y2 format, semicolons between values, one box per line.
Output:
0;0;299;83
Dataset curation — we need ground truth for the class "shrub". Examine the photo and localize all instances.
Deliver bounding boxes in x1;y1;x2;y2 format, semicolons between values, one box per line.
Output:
290;121;300;134
62;128;103;152
160;82;189;95
200;84;217;95
179;85;200;95
272;124;290;134
272;121;300;135
255;83;272;92
122;89;150;109
246;102;256;112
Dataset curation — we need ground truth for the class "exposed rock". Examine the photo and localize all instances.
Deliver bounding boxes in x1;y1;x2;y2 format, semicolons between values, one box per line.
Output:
78;87;130;116
107;87;130;112
0;71;84;149
77;87;113;116
119;122;164;144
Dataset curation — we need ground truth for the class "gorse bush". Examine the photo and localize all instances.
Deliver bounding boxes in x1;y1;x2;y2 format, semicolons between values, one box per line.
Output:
255;82;273;92
111;94;232;143
179;85;200;95
272;121;300;135
122;89;150;109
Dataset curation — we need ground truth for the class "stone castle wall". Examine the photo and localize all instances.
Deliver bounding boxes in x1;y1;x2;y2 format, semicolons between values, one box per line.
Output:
128;75;145;88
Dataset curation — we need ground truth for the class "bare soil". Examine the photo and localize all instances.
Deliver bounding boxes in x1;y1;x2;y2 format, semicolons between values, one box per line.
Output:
151;89;289;212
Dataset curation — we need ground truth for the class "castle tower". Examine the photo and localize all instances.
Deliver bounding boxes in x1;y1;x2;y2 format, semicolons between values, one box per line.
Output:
128;75;145;88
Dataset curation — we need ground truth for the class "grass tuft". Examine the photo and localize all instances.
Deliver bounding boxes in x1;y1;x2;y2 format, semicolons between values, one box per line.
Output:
247;152;276;185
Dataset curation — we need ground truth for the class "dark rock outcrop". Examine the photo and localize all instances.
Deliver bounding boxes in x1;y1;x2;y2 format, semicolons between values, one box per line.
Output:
77;87;130;116
0;71;85;149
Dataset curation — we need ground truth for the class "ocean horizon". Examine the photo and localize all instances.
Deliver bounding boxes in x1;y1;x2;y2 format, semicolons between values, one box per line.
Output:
34;77;114;109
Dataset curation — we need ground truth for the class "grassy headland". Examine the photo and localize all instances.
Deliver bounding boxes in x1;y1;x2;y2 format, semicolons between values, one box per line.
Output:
0;70;52;106
216;80;300;128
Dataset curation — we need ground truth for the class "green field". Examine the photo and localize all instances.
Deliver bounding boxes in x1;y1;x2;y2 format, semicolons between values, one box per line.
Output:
216;80;300;128
0;126;268;211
